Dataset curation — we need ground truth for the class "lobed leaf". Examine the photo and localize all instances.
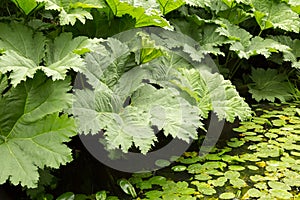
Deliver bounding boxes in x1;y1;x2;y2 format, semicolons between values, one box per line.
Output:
248;68;292;102
251;0;300;33
37;0;105;25
0;72;76;188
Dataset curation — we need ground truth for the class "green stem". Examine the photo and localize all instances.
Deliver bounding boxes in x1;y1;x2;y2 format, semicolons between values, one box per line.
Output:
229;59;242;79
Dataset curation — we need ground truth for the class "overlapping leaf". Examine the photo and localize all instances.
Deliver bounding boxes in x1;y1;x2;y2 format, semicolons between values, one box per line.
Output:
73;32;251;154
0;23;99;86
157;0;185;15
248;68;292;102
251;0;300;33
132;85;200;142
11;0;40;14
106;0;170;27
270;36;300;68
36;0;105;25
0;72;76;188
230;36;290;59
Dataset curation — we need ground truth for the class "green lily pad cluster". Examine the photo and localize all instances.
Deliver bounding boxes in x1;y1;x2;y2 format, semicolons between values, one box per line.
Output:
125;102;300;199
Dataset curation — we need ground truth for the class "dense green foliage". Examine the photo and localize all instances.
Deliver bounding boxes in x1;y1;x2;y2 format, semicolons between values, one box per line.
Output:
124;102;300;199
0;0;299;199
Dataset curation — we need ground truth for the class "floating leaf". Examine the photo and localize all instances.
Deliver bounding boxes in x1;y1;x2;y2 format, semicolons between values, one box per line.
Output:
229;178;247;188
247;165;259;171
202;161;227;170
187;164;205;174
228;165;245;171
272;119;286;127
155;159;171;168
250;175;265;182
222;155;245;163
194;173;212;181
246;188;262;198
270;189;293;199
268;181;291;191
171;165;187;172
208;177;227;187
243;135;263;142
205;170;224;176
227;138;245;148
149;176;167;186
205;154;222;160
224;171;240;179
219;192;235;199
145;190;163;199
191;181;216;195
254;182;268;190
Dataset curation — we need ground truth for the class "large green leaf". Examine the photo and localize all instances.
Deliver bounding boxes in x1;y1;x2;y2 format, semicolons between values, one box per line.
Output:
36;0;105;25
200;70;252;122
0;24;98;86
11;0;40;14
287;0;300;14
270;35;300;68
248;68;292;102
106;0;170;27
0;23;45;64
0;72;76;188
185;0;229;12
251;0;300;33
215;18;252;47
175;68;212;118
230;36;290;59
157;0;185;15
132;85;200;142
73;33;251;154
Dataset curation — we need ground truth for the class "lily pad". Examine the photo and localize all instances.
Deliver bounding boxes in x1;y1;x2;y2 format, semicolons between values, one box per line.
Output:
228;165;245;171
252;117;270;125
291;151;300;157
205;154;222;160
247;165;259;170
221;155;245;163
270;189;293;199
268;181;291;190
194;173;212;181
205;169;224;176
243;132;257;136
254;182;268;190
229;178;247;188
149;176;167;186
233;126;248;132
171;165;187;172
227;138;245;148
250;175;265;182
202;161;227;170
187;164;204;174
208;177;227;187
247;188;262;198
224;171;240;179
272;119;286;127
155;159;171;168
265;132;278;138
243;136;263;142
239;153;260;162
191;181;216;195
178;157;203;164
145;190;163;199
219;192;235;199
